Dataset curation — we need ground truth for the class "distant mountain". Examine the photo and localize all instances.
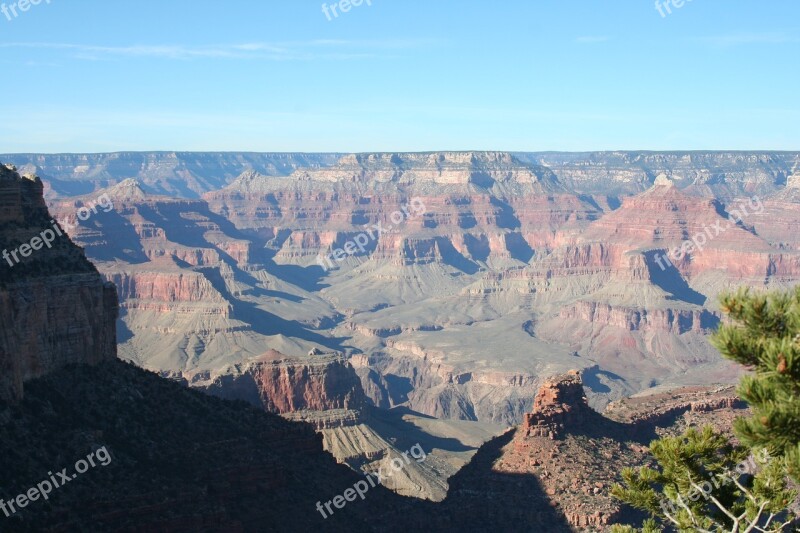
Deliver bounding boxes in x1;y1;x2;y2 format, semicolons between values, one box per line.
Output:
4;150;799;199
514;151;800;198
1;152;341;199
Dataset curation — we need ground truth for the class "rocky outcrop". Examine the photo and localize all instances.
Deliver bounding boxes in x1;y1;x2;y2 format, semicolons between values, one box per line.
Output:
605;385;746;429
558;301;719;334
522;370;590;439
0;164;118;401
497;372;751;529
250;352;367;415
197;351;368;422
105;270;230;315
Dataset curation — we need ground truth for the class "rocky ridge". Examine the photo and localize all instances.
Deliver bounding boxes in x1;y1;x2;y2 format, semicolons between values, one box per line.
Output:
6;152;341;199
495;370;750;530
0;164;118;401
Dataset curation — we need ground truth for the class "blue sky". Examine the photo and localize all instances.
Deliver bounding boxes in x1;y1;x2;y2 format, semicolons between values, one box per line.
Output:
1;0;798;152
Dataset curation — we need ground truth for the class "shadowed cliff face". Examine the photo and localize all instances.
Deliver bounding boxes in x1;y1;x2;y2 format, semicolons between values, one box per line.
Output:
0;361;581;532
0;164;118;401
0;361;428;532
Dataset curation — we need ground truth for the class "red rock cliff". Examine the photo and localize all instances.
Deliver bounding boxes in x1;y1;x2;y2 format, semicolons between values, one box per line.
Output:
522;370;591;439
196;351;368;421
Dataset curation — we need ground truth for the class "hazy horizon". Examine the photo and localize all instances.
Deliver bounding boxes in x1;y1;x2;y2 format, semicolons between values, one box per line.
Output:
4;149;800;156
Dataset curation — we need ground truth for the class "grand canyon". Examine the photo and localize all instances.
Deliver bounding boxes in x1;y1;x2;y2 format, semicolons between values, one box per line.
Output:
2;151;799;530
4;1;800;529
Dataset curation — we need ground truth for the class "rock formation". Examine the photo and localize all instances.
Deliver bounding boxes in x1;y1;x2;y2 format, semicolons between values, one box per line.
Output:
496;370;751;530
0;164;117;401
196;351;368;421
522;370;590;439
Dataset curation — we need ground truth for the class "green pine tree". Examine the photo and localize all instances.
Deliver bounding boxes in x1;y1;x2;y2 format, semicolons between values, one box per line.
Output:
713;286;800;482
611;286;800;531
610;426;793;532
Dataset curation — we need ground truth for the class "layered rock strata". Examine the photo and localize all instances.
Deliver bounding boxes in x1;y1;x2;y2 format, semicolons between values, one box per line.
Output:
37;152;800;426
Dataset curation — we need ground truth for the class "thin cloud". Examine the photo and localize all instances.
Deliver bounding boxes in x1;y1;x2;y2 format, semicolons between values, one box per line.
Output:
0;39;438;61
575;36;609;44
696;32;800;47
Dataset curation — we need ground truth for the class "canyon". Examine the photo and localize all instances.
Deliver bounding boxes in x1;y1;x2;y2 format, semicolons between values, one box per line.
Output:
2;151;799;529
38;151;800;421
